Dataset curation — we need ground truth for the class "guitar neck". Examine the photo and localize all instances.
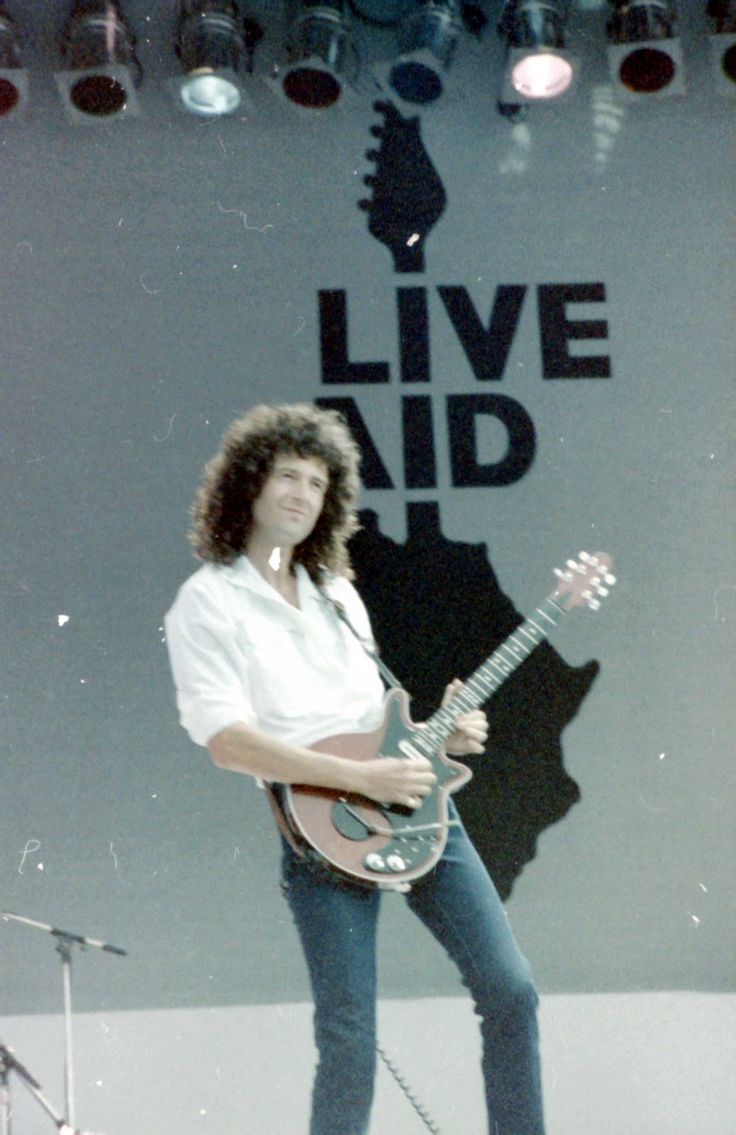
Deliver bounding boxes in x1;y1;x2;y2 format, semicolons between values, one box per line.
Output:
413;595;566;756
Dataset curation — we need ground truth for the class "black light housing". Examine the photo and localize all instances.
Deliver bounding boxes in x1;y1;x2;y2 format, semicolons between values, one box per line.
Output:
280;0;360;110
174;0;257;117
386;0;465;106
498;0;577;103
0;6;28;120
708;0;736;94
55;0;141;123
606;1;685;98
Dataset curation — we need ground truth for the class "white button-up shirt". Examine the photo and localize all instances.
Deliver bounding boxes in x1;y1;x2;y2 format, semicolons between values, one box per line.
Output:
164;555;386;749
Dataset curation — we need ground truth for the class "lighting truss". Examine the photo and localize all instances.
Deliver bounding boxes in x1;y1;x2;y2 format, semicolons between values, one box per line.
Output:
606;0;685;98
54;0;142;123
708;0;736;94
0;5;28;120
498;0;578;104
173;1;259;118
386;1;465;106
280;0;360;109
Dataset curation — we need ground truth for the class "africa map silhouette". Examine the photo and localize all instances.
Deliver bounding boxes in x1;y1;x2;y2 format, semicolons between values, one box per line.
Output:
349;503;599;899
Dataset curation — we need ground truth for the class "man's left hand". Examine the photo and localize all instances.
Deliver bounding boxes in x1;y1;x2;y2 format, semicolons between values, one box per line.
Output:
442;678;489;756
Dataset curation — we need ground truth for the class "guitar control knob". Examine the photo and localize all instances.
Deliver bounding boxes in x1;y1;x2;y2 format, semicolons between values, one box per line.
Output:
365;852;386;872
386;854;407;872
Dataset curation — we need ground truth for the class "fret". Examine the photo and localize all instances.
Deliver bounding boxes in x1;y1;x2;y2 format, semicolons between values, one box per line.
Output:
537;610;557;627
451;691;477;714
417;590;571;746
416;730;441;755
415;737;433;758
464;676;491;699
500;641;526;661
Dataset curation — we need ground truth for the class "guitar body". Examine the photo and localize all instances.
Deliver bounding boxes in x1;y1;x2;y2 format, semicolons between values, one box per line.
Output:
283;688;472;887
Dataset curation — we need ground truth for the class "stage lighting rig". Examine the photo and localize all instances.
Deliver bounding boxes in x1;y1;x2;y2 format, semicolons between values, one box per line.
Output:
606;1;685;98
280;0;360;109
498;0;577;104
0;5;28;120
55;0;142;123
707;0;736;94
174;1;259;117
386;1;465;106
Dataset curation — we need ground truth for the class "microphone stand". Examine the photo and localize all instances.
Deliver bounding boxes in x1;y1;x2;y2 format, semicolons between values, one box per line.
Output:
0;1041;67;1135
1;911;127;1131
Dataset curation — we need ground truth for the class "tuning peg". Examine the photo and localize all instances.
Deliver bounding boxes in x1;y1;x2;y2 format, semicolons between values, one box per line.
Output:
581;551;616;583
587;597;601;610
358;199;371;211
363;174;376;187
370;124;384;139
365;148;379;161
567;559;586;574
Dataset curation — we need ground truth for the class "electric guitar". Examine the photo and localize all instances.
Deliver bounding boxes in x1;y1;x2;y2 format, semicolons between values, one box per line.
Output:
283;552;616;887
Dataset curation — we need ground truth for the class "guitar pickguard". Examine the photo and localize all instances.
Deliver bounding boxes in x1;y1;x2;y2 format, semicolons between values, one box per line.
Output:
284;689;471;886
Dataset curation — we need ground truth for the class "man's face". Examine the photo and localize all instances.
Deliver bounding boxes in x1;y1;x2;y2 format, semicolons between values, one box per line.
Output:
251;453;329;550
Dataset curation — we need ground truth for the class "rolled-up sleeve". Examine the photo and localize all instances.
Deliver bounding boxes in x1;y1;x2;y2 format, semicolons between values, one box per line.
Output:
164;579;257;747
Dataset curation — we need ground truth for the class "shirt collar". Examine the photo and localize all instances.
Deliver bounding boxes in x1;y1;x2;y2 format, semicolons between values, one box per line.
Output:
220;554;323;612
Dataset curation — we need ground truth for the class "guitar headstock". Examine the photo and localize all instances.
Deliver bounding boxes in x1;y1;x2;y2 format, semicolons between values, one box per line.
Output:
551;551;616;612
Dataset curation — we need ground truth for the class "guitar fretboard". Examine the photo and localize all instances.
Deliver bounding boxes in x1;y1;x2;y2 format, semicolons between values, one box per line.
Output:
413;596;565;757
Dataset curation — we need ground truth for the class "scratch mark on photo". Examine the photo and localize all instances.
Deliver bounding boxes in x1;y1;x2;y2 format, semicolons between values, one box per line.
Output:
216;202;274;233
140;273;162;295
154;414;177;442
18;839;41;874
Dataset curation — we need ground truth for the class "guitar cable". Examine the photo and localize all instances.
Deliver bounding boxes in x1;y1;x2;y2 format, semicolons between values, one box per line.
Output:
376;1042;444;1135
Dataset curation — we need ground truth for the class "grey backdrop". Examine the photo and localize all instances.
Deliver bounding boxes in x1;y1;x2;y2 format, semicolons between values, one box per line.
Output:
1;1;734;1018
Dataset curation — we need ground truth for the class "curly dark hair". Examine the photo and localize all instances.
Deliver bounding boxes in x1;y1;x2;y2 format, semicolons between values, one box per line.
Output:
190;403;362;582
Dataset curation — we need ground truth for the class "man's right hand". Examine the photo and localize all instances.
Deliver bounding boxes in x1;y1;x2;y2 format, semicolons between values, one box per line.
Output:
353;756;437;810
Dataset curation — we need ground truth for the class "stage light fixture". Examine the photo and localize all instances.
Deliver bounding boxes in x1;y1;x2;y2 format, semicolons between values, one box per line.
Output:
498;1;577;104
174;1;257;117
280;1;360;110
386;1;465;106
0;6;28;120
707;0;736;93
55;1;141;123
606;1;685;98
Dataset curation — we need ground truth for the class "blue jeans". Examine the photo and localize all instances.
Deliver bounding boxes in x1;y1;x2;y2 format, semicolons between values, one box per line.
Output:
281;802;545;1135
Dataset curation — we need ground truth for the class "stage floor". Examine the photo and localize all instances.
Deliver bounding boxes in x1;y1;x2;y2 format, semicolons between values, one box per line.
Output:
3;992;734;1134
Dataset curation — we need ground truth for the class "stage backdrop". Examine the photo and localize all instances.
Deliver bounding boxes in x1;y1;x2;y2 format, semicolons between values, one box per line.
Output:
1;1;733;1030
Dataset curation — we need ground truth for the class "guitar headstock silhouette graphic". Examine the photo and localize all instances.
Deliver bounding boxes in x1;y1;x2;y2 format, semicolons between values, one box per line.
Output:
358;99;447;273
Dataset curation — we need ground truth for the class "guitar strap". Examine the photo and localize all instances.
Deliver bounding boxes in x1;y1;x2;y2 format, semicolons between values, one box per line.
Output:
319;591;404;691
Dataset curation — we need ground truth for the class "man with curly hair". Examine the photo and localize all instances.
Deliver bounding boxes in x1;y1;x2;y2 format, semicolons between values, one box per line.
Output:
164;403;546;1135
